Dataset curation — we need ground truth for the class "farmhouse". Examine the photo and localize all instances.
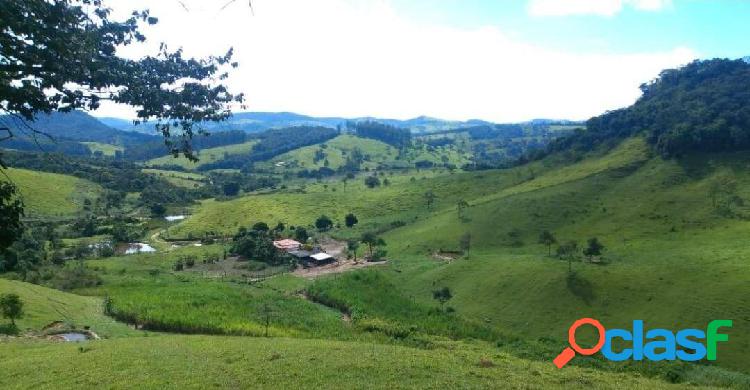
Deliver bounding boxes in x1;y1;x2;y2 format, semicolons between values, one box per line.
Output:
273;239;302;252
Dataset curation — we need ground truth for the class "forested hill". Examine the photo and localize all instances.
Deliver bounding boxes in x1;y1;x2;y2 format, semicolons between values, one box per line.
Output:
1;111;158;145
544;58;750;158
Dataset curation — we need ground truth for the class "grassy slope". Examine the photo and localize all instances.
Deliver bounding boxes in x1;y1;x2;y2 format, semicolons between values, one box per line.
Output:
0;336;686;389
258;134;472;173
142;169;206;188
169;136;748;373
82;142;123;156
4;167;103;217
377;138;750;372
147;140;257;169
0;279;136;338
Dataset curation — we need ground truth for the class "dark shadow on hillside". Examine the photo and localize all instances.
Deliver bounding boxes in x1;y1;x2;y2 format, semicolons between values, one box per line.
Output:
566;272;595;305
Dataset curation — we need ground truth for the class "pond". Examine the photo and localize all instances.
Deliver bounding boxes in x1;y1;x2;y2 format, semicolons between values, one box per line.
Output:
59;333;88;342
125;243;157;254
165;215;186;222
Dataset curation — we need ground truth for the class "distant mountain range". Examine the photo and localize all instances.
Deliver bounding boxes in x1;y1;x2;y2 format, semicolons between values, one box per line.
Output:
1;111;158;145
97;111;580;135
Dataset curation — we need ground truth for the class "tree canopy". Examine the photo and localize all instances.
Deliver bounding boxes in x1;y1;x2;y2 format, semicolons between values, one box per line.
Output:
542;59;750;158
0;0;244;161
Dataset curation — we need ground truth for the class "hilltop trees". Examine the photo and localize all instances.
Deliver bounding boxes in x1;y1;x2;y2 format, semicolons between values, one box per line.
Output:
348;121;412;148
542;59;750;159
0;293;23;327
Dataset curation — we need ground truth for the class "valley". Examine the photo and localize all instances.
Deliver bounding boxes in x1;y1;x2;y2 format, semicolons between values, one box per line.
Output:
2;55;750;389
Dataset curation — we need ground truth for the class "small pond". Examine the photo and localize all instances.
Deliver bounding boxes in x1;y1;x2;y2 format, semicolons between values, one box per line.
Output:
165;215;186;222
125;243;157;254
59;333;88;342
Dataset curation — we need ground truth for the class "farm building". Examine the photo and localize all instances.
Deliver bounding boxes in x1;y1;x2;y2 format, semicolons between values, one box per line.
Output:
273;239;302;252
288;250;336;267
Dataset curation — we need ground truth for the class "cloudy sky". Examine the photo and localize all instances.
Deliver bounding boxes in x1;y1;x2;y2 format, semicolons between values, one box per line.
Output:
97;0;749;122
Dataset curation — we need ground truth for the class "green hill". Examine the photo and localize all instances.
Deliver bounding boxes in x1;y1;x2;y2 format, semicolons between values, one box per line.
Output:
0;279;136;338
147;141;258;169
4;168;103;217
167;135;750;374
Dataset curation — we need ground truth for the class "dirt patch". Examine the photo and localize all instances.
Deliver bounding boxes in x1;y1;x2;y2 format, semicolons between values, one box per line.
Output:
318;237;347;259
431;250;461;262
293;259;387;279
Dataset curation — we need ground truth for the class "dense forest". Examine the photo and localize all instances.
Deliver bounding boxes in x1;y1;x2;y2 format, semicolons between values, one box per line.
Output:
124;130;250;161
543;59;750;158
348;121;412;148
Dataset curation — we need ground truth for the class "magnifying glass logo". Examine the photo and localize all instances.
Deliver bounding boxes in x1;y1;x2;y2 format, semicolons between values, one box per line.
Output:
553;318;606;368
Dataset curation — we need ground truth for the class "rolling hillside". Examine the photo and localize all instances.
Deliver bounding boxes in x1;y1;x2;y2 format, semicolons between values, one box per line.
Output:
0;279;136;338
146;141;258;169
4;168;103;217
167;135;750;374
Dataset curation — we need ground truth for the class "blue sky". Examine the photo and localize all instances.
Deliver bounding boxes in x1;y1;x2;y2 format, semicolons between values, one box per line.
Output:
99;0;747;122
392;0;748;58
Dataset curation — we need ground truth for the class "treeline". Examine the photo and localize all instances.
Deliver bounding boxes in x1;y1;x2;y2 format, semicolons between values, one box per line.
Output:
348;121;411;148
197;126;339;171
542;59;750;159
124;130;250;161
1;137;92;157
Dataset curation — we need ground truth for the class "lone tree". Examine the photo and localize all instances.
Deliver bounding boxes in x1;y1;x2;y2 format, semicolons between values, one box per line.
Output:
456;199;469;220
556;240;578;273
364;175;381;188
0;293;24;327
424;190;437;210
459;233;472;258
347;240;360;262
0;0;244;247
432;287;453;310
344;213;359;228
360;232;385;259
538;230;557;256
583;237;604;261
315;215;334;232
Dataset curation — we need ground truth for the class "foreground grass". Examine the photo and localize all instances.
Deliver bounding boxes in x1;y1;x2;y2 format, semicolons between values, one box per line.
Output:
0;336;688;389
5;167;103;217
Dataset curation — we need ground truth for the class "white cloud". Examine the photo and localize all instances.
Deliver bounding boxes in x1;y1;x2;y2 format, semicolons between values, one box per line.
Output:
96;0;693;123
528;0;672;17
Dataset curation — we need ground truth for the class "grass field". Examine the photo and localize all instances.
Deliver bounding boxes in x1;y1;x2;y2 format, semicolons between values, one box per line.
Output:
147;141;257;169
0;335;694;389
142;169;206;188
168;136;750;373
0;279;136;338
3;167;103;217
82;142;123;156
